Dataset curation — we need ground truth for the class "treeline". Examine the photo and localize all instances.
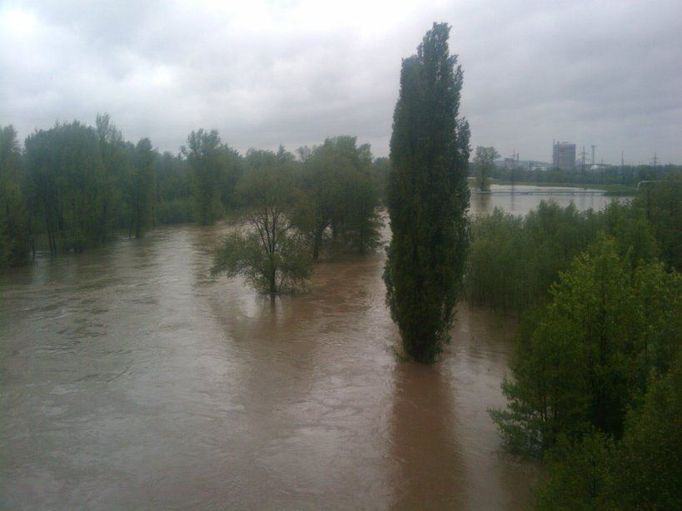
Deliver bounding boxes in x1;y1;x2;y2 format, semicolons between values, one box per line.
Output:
466;173;682;313
0;117;388;271
466;176;682;509
484;161;682;188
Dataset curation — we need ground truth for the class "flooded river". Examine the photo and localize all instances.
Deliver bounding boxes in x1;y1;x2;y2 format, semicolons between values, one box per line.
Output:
1;189;615;510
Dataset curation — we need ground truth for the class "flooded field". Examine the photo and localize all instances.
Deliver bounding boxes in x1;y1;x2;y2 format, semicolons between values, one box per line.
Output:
0;189;616;510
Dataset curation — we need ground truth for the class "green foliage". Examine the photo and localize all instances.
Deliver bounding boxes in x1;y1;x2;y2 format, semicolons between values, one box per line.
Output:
466;201;658;313
183;129;242;225
212;228;311;294
184;129;224;225
384;22;471;363
371;157;390;204
473;146;498;192
25;121;112;253
213;152;312;294
155;151;193;224
492;235;682;456
128;138;155;238
604;354;682;510
0;125;30;268
533;432;614;511
292;136;382;261
2;114;388;265
635;172;682;271
531;355;682;510
95;113;130;236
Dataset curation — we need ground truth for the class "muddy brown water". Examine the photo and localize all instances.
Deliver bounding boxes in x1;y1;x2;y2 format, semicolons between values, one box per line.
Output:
1;189;616;510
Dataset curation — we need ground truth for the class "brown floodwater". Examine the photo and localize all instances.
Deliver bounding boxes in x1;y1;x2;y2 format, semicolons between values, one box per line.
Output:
0;189;616;510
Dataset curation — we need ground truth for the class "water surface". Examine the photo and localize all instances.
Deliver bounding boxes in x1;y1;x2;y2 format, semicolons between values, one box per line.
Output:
1;188;615;509
471;184;615;216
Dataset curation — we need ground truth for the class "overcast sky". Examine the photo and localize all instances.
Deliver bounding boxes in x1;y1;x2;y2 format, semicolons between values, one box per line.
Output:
1;0;681;164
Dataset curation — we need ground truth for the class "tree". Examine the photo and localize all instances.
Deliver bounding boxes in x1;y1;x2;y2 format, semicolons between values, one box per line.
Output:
183;129;226;225
95;113;128;238
371;157;391;204
473;145;498;192
492;235;682;456
212;152;311;294
0;125;29;268
532;353;682;511
293;136;382;261
128;138;155;238
154;151;193;225
465;200;659;313
25;122;109;253
383;22;470;363
635;173;682;271
603;353;682;510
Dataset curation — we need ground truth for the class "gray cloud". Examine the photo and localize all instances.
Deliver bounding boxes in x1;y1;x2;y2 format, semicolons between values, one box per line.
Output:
1;0;681;164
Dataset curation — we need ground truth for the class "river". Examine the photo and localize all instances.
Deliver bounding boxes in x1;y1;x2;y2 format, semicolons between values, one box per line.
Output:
0;188;615;510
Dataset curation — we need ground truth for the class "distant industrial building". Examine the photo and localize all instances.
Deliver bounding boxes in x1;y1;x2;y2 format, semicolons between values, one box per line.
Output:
552;141;576;170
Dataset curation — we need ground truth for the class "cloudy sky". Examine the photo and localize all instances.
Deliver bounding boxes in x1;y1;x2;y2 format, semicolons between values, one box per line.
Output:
1;0;681;164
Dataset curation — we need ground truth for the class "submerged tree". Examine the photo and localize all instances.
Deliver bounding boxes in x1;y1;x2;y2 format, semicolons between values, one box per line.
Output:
212;151;311;294
473;145;498;192
25;122;109;253
293;136;382;261
383;22;470;363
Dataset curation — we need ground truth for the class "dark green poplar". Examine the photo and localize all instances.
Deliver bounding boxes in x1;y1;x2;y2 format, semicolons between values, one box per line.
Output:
384;22;471;363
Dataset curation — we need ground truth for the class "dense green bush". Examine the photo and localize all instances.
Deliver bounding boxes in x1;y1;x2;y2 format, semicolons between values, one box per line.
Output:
635;173;682;271
491;235;681;455
465;200;657;313
155;198;194;225
533;353;682;510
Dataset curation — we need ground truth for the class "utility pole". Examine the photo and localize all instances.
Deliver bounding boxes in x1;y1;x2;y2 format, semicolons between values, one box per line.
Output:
591;145;596;166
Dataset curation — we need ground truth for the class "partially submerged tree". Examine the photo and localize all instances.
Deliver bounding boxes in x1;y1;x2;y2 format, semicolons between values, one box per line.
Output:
384;22;471;363
473;145;498;192
292;136;382;261
25;122;110;253
212;151;311;294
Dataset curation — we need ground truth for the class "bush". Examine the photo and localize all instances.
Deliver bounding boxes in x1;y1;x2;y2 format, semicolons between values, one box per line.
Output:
492;235;682;455
465;201;657;313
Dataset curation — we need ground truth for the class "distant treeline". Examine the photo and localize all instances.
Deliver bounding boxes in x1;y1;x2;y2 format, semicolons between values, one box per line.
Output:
0;117;390;270
479;162;682;187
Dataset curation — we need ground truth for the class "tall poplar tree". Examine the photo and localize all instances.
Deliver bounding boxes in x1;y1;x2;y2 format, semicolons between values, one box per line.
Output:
384;23;470;363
